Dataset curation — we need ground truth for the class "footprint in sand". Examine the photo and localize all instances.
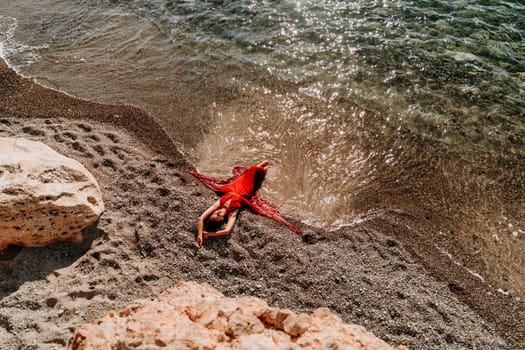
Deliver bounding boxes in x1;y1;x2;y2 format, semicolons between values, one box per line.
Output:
75;123;92;133
75;258;95;275
63;131;78;140
45;297;58;308
156;187;171;197
68;289;99;301
88;134;100;142
110;145;127;160
134;274;159;284
71;141;93;158
101;158;116;170
92;144;105;156
43;119;59;132
0;118;12;126
100;259;121;270
54;134;65;143
104;133;119;143
22;126;46;137
172;172;187;183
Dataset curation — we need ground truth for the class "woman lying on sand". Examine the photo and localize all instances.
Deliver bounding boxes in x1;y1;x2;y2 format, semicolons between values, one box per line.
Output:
191;161;300;248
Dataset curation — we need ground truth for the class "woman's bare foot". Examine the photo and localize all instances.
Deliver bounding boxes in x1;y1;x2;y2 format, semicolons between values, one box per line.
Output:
258;160;270;168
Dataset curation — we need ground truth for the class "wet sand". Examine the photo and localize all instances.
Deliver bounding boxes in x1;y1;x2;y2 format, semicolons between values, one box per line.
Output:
0;59;523;349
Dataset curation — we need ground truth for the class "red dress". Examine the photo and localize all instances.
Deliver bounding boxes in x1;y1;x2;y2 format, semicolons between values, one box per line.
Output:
190;165;300;234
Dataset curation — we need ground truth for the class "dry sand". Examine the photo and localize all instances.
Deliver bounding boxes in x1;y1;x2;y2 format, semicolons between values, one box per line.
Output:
0;59;523;349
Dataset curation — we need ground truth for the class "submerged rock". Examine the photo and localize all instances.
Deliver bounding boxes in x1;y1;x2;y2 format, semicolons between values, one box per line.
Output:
68;281;407;350
0;137;103;250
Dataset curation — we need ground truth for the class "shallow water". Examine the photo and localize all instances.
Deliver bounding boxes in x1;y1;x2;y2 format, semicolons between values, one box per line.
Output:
0;0;523;297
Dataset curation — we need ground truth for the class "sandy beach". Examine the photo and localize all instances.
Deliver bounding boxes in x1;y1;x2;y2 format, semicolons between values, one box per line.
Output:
0;59;523;349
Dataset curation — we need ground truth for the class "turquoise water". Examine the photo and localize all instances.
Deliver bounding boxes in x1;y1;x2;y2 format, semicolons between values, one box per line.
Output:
0;0;523;296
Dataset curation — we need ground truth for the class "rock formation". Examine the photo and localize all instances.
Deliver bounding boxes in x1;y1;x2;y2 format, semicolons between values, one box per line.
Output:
68;281;407;350
0;137;104;250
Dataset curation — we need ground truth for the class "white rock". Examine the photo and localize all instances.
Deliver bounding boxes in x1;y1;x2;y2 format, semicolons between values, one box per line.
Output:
0;137;104;250
68;281;407;350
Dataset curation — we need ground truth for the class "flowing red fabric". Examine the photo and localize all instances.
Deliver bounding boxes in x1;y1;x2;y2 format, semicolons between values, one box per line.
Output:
190;165;300;234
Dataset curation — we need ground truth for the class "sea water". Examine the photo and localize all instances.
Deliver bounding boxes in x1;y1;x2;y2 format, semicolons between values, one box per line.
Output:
0;0;523;297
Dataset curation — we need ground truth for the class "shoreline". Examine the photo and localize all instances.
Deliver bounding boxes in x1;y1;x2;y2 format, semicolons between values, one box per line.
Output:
0;59;190;172
0;58;523;349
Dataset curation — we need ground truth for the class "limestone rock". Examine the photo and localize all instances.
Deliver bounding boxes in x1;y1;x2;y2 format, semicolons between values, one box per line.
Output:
0;137;104;250
68;281;407;350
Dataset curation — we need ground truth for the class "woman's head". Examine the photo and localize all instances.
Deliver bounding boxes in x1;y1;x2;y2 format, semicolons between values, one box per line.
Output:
210;207;227;222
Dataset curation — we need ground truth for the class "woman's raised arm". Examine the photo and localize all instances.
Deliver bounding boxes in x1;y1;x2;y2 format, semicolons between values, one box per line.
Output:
196;199;221;248
203;209;239;239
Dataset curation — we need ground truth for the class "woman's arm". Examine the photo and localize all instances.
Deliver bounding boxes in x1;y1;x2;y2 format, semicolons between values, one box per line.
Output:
257;160;270;168
204;209;239;238
196;199;221;248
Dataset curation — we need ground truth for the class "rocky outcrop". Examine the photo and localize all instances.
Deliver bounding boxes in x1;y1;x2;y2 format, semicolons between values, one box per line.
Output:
0;137;103;250
68;281;407;350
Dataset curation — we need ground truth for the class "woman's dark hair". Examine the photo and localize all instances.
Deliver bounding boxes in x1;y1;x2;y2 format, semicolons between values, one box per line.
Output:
204;217;224;231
